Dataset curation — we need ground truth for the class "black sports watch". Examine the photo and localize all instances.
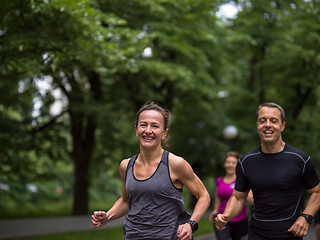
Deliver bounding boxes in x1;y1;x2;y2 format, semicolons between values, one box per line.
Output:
300;214;313;224
186;219;199;233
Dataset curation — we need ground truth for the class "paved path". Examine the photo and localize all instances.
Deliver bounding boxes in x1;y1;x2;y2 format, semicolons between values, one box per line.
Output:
195;233;216;240
0;216;124;239
0;216;317;240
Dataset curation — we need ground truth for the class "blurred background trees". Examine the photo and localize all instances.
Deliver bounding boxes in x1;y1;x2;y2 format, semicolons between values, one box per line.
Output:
1;0;319;216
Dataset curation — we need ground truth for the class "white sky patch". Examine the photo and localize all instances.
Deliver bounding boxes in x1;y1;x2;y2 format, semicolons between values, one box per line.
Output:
137;32;145;39
32;78;50;119
26;183;38;193
0;183;9;191
32;97;42;118
142;47;152;58
216;3;239;19
33;76;68;119
35;77;51;95
50;88;66;116
42;52;51;64
218;90;229;98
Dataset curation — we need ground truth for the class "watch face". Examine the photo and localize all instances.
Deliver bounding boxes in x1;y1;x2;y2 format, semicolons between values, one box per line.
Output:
187;220;199;233
301;214;313;224
306;215;313;223
193;221;199;231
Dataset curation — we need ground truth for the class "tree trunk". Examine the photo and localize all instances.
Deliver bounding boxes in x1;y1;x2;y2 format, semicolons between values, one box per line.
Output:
70;72;101;215
258;46;266;103
292;86;312;120
248;54;257;92
70;111;92;215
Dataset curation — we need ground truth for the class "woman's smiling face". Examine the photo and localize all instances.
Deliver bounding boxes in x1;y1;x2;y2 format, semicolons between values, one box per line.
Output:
224;156;237;175
135;110;168;148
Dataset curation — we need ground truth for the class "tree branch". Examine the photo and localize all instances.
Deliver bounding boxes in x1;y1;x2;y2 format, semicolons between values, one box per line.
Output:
292;87;312;120
30;108;69;134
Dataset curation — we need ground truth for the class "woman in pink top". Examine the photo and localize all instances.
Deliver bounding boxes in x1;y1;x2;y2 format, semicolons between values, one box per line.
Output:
209;152;253;240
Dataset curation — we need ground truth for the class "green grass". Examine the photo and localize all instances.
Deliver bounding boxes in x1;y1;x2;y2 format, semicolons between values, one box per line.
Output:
1;200;73;219
194;216;214;237
12;227;124;240
11;215;213;240
1;198;116;219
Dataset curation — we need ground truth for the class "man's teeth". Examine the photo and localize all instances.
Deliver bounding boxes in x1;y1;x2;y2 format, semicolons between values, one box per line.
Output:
144;137;153;140
264;131;273;134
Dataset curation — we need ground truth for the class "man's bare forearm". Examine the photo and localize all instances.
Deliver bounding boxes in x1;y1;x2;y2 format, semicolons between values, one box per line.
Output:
223;192;247;221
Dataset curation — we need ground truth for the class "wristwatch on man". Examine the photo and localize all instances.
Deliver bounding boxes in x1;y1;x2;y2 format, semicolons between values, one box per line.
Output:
186;219;199;233
300;213;313;224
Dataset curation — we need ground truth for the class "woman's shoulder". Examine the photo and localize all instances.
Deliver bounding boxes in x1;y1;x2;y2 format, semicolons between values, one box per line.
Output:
216;177;224;185
120;152;139;170
168;151;184;162
119;158;131;179
168;152;192;173
120;158;130;168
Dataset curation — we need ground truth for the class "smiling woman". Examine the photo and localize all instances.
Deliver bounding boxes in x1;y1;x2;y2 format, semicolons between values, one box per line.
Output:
209;152;252;240
135;109;168;153
91;102;211;240
134;102;171;148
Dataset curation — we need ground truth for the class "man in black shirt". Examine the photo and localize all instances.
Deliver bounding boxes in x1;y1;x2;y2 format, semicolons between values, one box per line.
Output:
215;102;320;239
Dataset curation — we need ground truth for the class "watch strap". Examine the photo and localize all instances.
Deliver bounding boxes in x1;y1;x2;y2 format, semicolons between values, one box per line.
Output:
300;213;313;224
186;219;198;233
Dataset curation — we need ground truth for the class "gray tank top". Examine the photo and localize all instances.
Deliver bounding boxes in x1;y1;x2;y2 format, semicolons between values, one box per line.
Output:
123;150;191;240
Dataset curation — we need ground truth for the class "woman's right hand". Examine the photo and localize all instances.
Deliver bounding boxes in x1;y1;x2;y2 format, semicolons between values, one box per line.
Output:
91;211;108;228
209;210;218;223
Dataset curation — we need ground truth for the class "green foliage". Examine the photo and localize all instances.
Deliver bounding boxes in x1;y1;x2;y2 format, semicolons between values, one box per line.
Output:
221;0;320;160
1;178;120;218
1;0;320;217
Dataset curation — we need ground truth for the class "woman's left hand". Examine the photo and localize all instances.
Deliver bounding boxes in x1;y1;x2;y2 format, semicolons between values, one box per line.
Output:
176;223;193;240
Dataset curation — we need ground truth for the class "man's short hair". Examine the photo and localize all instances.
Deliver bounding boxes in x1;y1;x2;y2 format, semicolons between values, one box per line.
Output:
256;102;285;123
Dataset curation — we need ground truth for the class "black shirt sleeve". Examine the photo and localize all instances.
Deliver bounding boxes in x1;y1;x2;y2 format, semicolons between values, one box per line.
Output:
235;160;250;192
302;157;320;190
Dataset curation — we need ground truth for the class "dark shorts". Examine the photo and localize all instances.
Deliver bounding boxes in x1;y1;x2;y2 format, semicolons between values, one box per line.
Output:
214;217;249;240
248;218;302;240
315;210;320;225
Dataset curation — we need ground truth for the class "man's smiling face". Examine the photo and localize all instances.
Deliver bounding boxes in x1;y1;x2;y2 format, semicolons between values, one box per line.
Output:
256;106;285;145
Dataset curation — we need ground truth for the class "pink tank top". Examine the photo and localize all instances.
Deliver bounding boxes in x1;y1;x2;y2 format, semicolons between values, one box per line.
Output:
216;177;248;222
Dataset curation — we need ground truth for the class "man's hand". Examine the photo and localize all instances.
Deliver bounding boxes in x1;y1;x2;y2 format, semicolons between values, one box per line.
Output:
215;213;229;230
176;223;193;240
288;216;310;237
91;211;108;228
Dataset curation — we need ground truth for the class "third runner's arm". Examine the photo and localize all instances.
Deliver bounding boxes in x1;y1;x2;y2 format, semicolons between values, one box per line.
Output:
209;191;221;223
215;189;248;230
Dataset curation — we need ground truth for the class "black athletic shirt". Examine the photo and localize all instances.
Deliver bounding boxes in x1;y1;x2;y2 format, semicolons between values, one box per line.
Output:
235;143;319;222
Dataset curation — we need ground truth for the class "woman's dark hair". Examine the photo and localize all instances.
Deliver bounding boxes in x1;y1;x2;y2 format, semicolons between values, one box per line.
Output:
135;102;171;146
